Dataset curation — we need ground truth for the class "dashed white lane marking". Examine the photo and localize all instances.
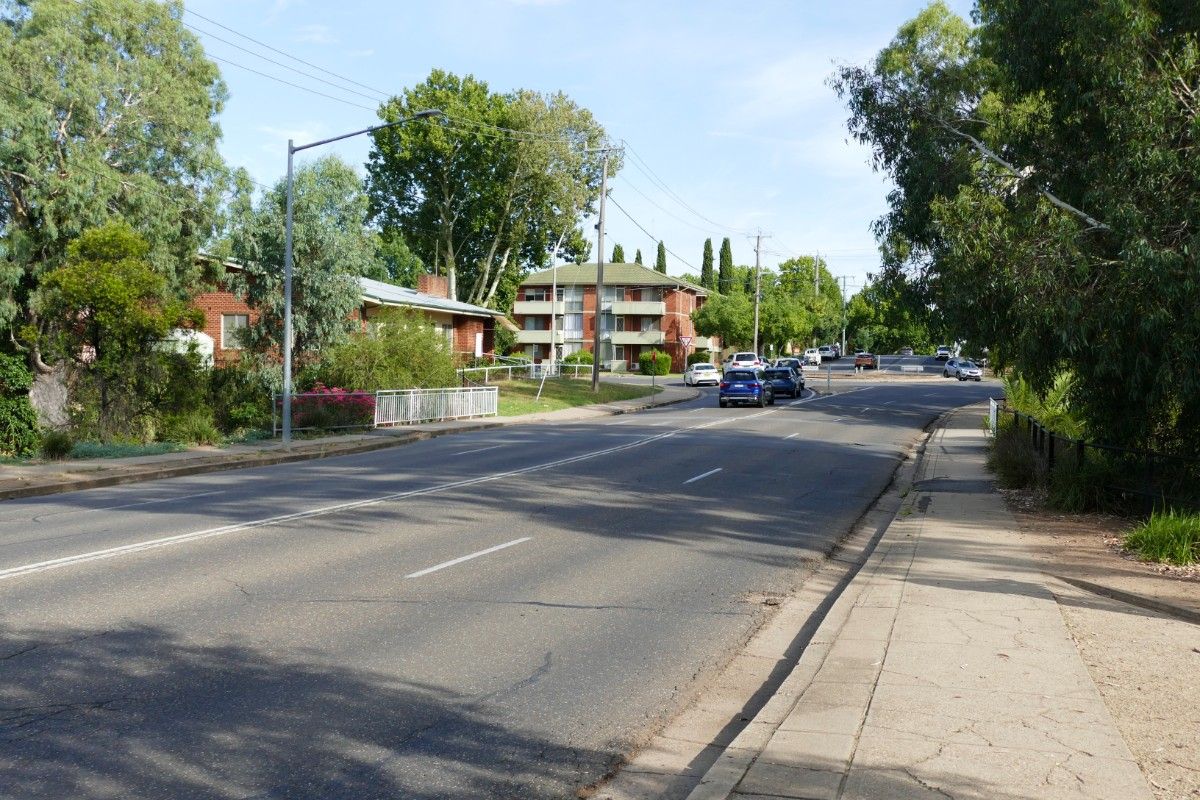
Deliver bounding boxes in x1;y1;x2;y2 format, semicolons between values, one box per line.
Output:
453;444;503;456
683;468;723;485
784;432;800;440
405;537;532;579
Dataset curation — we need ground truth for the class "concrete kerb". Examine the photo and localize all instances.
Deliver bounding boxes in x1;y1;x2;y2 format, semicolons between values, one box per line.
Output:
0;384;702;502
681;405;956;800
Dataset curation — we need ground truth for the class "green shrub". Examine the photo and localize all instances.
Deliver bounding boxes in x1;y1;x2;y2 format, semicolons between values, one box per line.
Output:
1124;508;1200;565
562;349;593;365
0;354;40;458
986;420;1039;489
160;409;223;446
318;307;457;390
41;430;73;460
210;362;273;432
686;351;713;366
1047;452;1126;513
638;349;671;376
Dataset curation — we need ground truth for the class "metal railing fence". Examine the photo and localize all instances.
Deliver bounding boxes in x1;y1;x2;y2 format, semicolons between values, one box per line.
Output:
273;386;498;433
990;398;1200;513
456;362;592;384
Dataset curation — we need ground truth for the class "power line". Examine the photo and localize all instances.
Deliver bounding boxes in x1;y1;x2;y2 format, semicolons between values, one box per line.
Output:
613;174;722;236
183;8;391;99
205;53;376;112
606;195;697;272
620;139;751;237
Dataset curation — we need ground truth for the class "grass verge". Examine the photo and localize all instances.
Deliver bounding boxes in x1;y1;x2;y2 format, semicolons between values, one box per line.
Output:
1124;508;1200;565
497;378;661;416
70;441;186;459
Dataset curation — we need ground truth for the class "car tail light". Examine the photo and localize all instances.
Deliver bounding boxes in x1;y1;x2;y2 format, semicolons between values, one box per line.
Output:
719;382;729;389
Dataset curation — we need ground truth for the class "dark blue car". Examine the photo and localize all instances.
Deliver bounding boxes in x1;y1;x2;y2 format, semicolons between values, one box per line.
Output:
763;367;804;398
719;369;774;408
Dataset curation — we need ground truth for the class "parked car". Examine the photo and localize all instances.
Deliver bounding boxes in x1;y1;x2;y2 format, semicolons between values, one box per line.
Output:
763;367;804;398
724;351;762;370
817;345;836;361
802;348;821;366
854;352;878;369
719;369;775;407
949;360;983;381
899;346;914;356
935;345;953;360
684;362;720;386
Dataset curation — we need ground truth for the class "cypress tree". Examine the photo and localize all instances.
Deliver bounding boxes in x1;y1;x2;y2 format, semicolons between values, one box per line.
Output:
718;237;734;293
700;238;714;290
611;243;625;263
634;248;643;265
655;241;667;273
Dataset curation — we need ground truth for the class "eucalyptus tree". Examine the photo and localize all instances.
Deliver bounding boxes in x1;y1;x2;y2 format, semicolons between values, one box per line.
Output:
0;0;228;372
366;70;611;310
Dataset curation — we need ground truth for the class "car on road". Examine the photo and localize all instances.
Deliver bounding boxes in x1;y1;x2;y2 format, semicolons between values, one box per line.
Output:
818;345;836;361
802;348;821;366
854;352;878;369
719;369;775;407
683;362;720;386
774;357;804;372
724;351;763;371
948;359;983;381
935;345;953;360
763;367;804;398
899;346;914;356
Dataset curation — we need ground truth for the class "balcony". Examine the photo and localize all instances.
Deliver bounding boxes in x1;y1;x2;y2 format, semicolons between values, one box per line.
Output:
515;330;563;345
609;330;665;346
610;300;665;316
690;337;713;351
513;300;564;316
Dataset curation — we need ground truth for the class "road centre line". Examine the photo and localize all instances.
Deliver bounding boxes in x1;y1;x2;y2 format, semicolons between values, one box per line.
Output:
453;444;503;456
0;389;874;583
0;422;709;583
406;537;531;579
683;468;723;485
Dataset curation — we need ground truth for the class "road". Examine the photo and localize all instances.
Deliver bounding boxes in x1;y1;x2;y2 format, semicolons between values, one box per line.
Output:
810;352;973;375
0;379;995;799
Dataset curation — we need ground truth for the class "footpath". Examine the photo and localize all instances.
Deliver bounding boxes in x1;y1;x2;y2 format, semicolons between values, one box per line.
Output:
0;382;699;501
684;404;1157;800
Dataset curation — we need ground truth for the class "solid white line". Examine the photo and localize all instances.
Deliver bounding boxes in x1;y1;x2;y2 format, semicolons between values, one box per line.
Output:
683;467;723;485
453;444;503;456
405;537;531;579
606;418;634;426
784;432;800;440
0;423;688;583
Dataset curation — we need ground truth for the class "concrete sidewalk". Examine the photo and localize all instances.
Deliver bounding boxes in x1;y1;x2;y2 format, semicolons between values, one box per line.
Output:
688;404;1153;800
0;382;699;501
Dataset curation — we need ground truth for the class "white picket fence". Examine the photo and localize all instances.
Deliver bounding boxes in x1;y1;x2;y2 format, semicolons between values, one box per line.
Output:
374;386;498;427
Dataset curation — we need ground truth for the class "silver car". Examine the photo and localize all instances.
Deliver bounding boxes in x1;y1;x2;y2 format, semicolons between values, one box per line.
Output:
684;362;720;386
950;360;983;381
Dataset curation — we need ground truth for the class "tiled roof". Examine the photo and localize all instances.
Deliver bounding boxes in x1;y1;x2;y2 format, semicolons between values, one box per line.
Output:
519;262;708;295
358;277;503;318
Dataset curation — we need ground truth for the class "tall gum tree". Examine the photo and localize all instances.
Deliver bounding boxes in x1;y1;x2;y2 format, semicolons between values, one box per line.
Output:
0;0;228;372
366;70;611;310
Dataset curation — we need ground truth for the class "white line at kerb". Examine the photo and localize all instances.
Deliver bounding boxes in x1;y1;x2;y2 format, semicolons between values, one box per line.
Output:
406;537;531;579
784;432;800;440
683;467;723;485
454;444;502;456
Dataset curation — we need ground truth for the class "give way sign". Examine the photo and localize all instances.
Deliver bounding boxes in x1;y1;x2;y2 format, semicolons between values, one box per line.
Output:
680;336;693;348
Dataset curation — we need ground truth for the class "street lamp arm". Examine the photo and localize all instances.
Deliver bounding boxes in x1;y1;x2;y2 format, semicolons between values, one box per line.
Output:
290;109;444;154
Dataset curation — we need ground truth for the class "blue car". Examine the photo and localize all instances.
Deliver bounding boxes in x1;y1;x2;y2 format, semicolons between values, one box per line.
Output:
719;369;775;408
763;367;804;398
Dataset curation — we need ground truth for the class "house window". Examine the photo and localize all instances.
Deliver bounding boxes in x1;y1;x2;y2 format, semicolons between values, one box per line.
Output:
640;317;660;332
221;314;248;350
603;286;623;302
640;287;662;302
524;316;547;331
561;314;583;338
613;345;625;361
525;287;548;302
599;313;625;332
561;286;583;312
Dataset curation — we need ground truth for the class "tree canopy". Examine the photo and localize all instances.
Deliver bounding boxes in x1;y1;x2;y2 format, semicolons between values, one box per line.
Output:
0;0;228;372
366;70;611;311
717;238;734;293
611;243;625;263
700;238;714;290
655;241;667;273
833;0;1200;453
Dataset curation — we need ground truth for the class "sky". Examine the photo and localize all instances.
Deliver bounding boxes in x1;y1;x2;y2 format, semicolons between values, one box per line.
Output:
184;0;975;299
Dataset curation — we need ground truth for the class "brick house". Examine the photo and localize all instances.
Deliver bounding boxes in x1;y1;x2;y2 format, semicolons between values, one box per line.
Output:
513;262;715;372
192;254;507;365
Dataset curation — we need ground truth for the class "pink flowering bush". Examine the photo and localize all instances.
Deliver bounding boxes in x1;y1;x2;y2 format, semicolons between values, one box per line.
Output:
290;384;375;430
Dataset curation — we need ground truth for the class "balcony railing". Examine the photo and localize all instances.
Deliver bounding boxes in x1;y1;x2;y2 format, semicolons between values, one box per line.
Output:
515;329;563;344
513;300;564;315
610;300;666;316
610;330;665;346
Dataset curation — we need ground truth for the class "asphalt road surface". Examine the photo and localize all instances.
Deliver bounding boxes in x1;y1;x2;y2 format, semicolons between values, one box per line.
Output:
0;379;995;799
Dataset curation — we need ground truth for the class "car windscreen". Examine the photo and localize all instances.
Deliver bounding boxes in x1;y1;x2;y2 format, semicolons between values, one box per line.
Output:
692;363;716;370
725;371;756;381
961;361;977;369
733;353;756;360
764;369;791;378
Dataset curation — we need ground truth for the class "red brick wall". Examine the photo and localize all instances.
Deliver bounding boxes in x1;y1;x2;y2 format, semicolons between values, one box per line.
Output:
193;288;257;366
418;274;450;299
453;316;485;355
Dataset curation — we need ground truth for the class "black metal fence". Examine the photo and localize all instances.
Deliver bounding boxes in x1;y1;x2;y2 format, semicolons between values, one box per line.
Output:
996;401;1200;513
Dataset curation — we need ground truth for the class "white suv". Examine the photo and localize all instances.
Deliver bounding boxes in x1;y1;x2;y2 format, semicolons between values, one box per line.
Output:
802;348;821;366
725;351;761;370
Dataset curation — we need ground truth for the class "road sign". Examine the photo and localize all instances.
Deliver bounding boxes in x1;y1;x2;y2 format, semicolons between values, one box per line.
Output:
680;336;692;348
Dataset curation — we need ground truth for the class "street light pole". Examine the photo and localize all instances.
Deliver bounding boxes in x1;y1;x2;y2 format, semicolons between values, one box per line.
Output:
280;108;442;447
590;150;609;392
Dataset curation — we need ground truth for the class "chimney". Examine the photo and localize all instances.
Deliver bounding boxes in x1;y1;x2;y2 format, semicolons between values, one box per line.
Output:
417;274;450;299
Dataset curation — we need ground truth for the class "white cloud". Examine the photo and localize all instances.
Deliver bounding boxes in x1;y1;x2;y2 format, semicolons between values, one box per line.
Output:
293;24;337;45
